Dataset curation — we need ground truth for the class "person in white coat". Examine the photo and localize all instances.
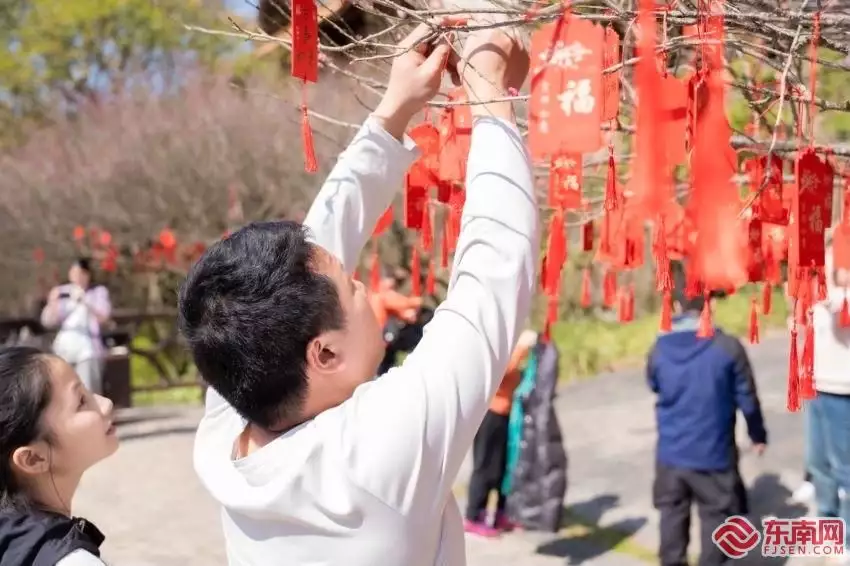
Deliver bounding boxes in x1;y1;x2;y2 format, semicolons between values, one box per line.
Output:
177;19;538;566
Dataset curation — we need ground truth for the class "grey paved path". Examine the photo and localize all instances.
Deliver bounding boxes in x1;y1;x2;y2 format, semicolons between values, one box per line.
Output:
75;334;822;565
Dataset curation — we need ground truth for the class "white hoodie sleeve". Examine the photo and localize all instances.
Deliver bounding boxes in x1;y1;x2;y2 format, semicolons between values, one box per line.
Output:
338;116;538;515
303;117;419;273
56;550;106;566
202;116;417;414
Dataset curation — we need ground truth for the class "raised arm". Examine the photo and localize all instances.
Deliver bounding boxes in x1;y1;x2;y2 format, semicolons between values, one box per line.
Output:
302;119;417;274
341;29;539;516
302;19;454;273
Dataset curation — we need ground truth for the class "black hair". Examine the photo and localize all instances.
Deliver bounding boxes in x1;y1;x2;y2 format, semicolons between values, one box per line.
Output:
671;261;727;313
0;347;54;511
177;221;345;429
72;257;92;274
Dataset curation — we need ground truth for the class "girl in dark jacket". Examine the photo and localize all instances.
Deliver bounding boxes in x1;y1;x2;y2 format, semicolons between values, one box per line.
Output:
0;346;118;566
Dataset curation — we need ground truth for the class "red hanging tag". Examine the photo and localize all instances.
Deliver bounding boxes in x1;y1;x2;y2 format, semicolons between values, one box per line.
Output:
544;208;568;296
601;26;621;122
582;220;594;251
438;89;472;184
404;178;428;230
746;155;788;224
291;0;319;174
410;246;421;297
528;15;604;161
791;150;833;275
291;0;318;83
787;328;801;412
617;285;627;322
749;298;760;345
626;284;636;322
580;268;592;308
410;122;441;183
549;153;583;209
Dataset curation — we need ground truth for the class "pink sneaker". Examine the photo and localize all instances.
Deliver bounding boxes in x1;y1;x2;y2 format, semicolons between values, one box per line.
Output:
493;512;516;532
464;518;500;538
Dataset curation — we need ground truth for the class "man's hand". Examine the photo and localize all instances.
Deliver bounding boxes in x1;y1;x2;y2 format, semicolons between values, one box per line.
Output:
373;17;464;139
459;26;529;121
753;443;766;457
48;287;61;304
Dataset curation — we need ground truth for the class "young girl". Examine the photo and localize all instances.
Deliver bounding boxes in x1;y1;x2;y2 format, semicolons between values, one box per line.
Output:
0;346;118;565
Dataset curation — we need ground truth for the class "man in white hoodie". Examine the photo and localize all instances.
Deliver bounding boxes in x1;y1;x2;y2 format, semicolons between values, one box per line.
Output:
808;245;850;560
177;20;537;566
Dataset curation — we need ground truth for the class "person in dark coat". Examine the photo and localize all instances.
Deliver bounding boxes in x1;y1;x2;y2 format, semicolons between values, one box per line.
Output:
502;336;568;532
647;278;768;566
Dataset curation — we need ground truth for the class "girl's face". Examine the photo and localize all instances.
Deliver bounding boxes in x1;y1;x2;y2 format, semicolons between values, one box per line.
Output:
41;357;119;475
13;357;118;487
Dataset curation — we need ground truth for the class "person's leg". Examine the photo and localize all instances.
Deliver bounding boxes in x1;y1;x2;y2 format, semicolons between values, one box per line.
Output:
819;393;850;549
488;413;513;531
688;468;739;566
807;395;841;517
75;357;104;395
793;407;817;503
654;462;692;566
465;411;502;537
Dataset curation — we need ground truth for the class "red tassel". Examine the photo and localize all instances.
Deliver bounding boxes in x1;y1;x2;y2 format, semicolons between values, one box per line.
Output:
604;144;619;211
420;204;433;252
425;257;436;295
603;270;617;308
762;283;772;316
817;270;827;301
582;221;594;252
749;298;760;345
685;268;701;299
580;268;592;308
369;251;381;293
653;217;673;292
697;296;714;338
800;319;816;399
410;246;421;297
840;295;850;328
660;289;672;332
787;329;801;412
627;284;636;322
300;101;319;173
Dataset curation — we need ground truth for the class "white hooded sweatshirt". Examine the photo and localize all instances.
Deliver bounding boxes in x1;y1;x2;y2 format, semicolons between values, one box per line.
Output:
192;116;539;566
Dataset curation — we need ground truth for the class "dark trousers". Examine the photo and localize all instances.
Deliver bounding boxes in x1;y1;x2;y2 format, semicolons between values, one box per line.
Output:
653;462;745;566
466;410;510;522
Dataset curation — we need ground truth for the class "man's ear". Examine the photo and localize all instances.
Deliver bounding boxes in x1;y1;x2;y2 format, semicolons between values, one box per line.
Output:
11;443;50;478
305;332;344;374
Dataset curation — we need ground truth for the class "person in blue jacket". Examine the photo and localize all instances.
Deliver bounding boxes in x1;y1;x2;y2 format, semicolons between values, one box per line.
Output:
647;273;768;566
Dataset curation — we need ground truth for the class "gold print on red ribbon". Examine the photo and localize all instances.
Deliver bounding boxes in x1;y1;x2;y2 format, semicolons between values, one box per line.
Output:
792;150;833;270
549;152;583;209
601;26;620;122
529;16;604;161
291;0;318;83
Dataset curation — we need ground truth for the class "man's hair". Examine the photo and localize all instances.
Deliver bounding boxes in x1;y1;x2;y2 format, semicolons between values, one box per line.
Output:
670;260;727;313
178;221;345;428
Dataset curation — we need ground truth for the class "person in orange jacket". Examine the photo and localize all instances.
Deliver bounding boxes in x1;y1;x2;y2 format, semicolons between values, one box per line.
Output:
464;330;538;538
370;277;425;375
